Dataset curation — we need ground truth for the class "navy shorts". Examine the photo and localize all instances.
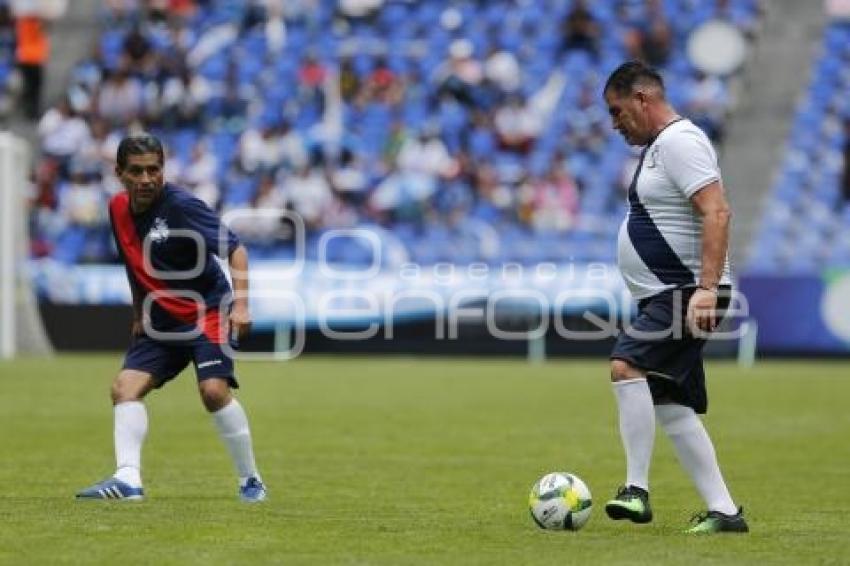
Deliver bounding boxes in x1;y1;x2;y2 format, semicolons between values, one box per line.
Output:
123;334;238;389
611;286;730;414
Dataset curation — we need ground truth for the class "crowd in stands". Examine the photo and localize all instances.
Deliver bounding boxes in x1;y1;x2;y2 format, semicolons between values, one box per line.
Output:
27;0;760;266
0;0;55;121
0;2;18;119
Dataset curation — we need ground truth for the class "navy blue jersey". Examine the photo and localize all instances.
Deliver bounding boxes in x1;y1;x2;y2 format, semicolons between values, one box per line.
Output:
109;184;240;339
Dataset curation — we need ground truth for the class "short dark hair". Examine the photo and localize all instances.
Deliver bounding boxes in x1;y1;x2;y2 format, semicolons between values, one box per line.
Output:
603;61;665;97
116;133;164;170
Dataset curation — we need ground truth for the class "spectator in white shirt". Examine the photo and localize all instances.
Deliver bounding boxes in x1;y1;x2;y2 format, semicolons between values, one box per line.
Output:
225;173;290;246
396;127;456;178
238;122;282;173
520;164;580;232
59;161;108;229
495;95;542;154
282;165;334;229
684;70;729;143
339;0;384;20
96;66;144;125
78;118;124;195
37;97;92;165
484;49;521;94
158;68;212;128
181;140;221;209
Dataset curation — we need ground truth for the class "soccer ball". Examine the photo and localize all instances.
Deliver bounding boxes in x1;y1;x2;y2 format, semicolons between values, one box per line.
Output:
528;472;592;531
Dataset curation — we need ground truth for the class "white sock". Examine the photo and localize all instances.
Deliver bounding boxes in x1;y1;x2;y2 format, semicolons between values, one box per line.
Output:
113;401;147;487
212;399;260;485
613;378;655;491
655;404;738;515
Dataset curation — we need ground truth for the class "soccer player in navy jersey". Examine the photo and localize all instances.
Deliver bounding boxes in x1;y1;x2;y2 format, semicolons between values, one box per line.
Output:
601;62;747;533
76;134;266;502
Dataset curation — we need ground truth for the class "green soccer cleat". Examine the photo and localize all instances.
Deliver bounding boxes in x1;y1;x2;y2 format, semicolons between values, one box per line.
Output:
686;508;749;534
604;485;653;524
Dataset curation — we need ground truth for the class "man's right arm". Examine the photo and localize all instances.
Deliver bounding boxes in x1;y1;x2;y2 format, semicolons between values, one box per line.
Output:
108;202;144;337
127;275;145;337
688;180;731;333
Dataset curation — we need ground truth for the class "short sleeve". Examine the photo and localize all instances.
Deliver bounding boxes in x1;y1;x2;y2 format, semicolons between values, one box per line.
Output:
659;129;720;198
177;195;240;258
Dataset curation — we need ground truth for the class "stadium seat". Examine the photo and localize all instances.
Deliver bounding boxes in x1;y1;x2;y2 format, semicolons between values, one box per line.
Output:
748;22;850;273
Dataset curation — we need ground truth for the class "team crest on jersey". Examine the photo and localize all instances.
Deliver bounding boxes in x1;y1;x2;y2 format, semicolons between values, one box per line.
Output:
149;217;170;243
646;146;660;168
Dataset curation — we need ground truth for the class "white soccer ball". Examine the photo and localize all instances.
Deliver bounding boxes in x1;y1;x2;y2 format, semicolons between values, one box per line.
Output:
528;472;592;531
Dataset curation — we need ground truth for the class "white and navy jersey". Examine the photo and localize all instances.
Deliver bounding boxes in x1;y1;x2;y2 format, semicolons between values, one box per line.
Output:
617;119;732;300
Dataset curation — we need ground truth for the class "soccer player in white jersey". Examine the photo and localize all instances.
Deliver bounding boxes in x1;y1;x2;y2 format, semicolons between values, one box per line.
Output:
601;61;747;533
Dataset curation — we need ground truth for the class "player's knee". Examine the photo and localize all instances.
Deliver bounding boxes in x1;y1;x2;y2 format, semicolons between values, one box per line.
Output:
111;371;152;404
110;380;124;404
199;379;232;412
610;359;640;382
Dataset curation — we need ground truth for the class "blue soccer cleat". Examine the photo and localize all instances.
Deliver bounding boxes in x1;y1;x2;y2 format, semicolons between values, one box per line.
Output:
76;477;144;501
239;477;267;503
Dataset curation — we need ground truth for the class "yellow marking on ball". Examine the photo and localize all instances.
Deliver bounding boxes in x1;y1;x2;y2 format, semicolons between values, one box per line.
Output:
564;488;579;511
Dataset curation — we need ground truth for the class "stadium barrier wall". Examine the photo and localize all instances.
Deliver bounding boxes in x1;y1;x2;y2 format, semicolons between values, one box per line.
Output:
40;302;743;359
37;261;850;355
740;272;850;354
33;260;743;358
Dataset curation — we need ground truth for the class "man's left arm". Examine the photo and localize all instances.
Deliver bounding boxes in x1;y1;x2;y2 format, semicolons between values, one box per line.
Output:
179;196;252;340
689;180;731;333
227;244;252;340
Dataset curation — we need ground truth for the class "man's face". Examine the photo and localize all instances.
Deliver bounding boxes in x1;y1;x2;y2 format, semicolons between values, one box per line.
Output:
605;89;650;146
117;152;164;213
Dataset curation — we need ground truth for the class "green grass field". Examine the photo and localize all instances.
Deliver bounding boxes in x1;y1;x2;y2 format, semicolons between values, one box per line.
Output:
1;356;849;565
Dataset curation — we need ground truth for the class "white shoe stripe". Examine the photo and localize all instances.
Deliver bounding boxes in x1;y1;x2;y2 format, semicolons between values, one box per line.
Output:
87;483;140;499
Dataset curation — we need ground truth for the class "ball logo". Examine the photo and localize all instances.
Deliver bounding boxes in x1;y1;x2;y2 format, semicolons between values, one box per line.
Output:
149;217;170;244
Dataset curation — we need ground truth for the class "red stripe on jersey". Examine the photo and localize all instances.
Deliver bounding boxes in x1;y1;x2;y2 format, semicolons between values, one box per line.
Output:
200;308;226;345
109;192;227;343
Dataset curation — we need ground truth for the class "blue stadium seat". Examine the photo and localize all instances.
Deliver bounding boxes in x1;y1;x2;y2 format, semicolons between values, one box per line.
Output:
224;177;258;206
197;52;230;81
53;227;87;265
748;22;850;273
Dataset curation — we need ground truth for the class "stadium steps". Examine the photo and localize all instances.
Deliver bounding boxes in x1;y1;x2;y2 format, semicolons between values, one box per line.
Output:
720;0;825;268
43;0;100;113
